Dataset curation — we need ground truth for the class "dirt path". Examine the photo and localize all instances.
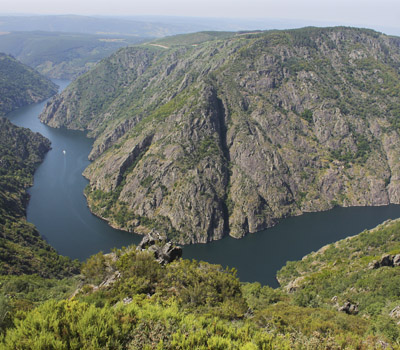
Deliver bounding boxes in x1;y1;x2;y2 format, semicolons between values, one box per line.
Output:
148;43;169;49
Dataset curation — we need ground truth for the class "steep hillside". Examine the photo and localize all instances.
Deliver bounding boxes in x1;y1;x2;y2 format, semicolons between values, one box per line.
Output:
0;53;57;115
276;218;400;343
0;117;79;276
2;222;400;348
41;27;400;244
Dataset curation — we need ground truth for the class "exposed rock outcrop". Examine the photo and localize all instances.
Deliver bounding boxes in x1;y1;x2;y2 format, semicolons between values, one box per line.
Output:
98;271;121;289
389;306;400;325
284;276;306;293
79;234;182;297
369;254;400;269
137;231;182;265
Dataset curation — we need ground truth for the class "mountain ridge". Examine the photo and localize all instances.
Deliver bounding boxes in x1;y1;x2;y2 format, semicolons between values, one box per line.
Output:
0;31;148;79
40;26;400;244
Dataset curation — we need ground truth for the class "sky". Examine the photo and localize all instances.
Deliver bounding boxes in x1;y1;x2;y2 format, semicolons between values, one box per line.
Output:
1;0;400;33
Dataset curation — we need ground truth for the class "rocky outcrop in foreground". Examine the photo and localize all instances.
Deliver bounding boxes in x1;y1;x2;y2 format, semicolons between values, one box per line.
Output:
136;231;182;265
82;233;182;294
40;27;400;244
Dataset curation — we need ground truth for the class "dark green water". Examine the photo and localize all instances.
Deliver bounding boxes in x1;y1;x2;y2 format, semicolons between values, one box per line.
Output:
6;80;400;287
6;80;142;259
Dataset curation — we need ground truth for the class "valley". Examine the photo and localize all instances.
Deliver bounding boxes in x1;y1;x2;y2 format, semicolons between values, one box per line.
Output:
1;19;400;348
0;32;149;80
7;82;400;286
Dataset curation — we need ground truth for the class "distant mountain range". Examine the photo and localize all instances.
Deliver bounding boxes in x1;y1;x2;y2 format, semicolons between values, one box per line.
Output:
0;31;147;79
0;14;399;36
0;14;257;37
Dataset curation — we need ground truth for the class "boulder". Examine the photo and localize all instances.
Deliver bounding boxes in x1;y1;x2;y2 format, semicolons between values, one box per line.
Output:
99;271;121;289
369;254;400;269
389;306;400;320
380;254;394;267
123;297;133;305
338;301;359;315
368;261;380;269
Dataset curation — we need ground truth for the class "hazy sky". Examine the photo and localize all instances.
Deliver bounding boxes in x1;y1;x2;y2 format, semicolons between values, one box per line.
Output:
1;0;399;30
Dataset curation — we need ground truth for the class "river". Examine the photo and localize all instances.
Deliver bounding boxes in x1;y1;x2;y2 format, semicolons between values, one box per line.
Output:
6;80;400;287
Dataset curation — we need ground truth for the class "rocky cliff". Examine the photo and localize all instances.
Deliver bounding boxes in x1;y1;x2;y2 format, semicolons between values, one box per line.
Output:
40;27;400;244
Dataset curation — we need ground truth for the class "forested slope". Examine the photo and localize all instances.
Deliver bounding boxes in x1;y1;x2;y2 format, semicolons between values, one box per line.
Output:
0;53;57;115
0;117;79;276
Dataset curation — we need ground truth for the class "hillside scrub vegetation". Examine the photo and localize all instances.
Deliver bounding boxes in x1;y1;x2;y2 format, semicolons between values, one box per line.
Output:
1;219;400;348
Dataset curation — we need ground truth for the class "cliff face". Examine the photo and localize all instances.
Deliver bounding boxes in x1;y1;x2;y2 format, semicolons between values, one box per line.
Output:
0;53;57;115
40;27;400;244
